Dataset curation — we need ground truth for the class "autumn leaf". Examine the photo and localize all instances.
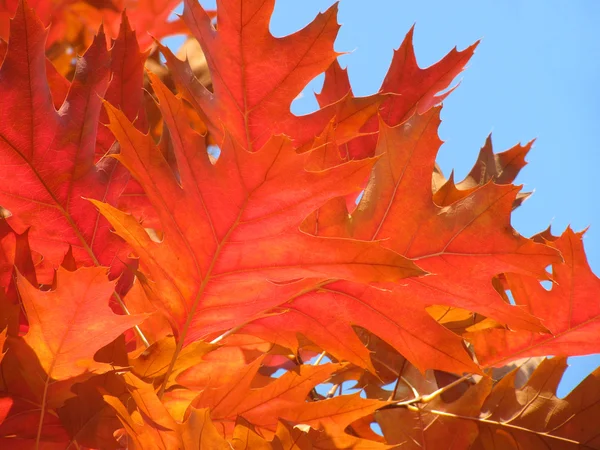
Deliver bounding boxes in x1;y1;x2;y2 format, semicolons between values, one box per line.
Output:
0;218;37;288
467;227;600;368
433;134;533;209
19;266;145;379
0;2;128;281
248;107;559;375
376;357;600;449
162;0;339;151
175;334;274;392
129;335;217;387
188;356;391;447
96;11;149;156
244;280;479;375
190;358;339;434
470;357;600;449
0;0;598;448
93;72;423;351
319;26;479;161
0;222;16;289
350;111;559;308
108;0;188;47
105;373;332;450
104;372;188;449
57;372;128;449
376;376;492;449
182;407;231;449
160;0;383;155
0;0;186;52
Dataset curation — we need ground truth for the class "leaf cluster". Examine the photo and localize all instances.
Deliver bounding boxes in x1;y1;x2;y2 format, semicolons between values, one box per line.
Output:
0;1;598;449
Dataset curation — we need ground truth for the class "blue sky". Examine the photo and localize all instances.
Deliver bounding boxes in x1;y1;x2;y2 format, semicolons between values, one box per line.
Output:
168;0;600;396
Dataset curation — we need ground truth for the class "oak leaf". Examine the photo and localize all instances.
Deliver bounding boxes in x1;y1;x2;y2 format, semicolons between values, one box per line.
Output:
0;2;128;281
467;228;600;367
0;0;598;449
376;376;492;450
57;372;128;449
93;73;423;346
318;26;479;161
374;357;600;449
470;357;600;449
189;356;391;447
433;134;533;209
161;0;384;154
19;266;145;379
166;0;340;151
248;107;559;375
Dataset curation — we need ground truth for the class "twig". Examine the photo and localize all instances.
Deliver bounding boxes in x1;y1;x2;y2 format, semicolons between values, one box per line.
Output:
326;383;339;398
421;408;581;445
210;323;245;344
313;350;327;365
389;373;473;408
112;291;150;348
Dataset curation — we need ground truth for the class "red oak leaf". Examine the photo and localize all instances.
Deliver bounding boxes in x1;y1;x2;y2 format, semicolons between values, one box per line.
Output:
168;0;340;151
0;0;185;49
190;356;391;444
246;107;559;375
92;73;423;346
319;26;479;161
96;12;149;157
161;0;384;154
467;228;600;367
0;2;134;282
18;266;145;379
433;134;533;209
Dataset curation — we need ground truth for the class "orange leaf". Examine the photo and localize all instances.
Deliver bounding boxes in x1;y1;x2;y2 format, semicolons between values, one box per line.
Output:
468;228;600;367
251;107;558;375
322;27;479;161
167;0;340;151
376;377;492;449
93;74;423;344
19;267;146;380
0;2;129;281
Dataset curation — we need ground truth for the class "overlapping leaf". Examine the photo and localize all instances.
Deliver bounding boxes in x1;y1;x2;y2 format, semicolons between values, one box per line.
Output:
376;377;492;449
166;0;339;150
377;357;600;449
0;218;37;288
0;0;185;50
0;2;131;281
94;72;422;345
57;372;128;449
471;357;600;449
0;0;598;449
19;267;145;379
467;228;600;367
317;27;479;161
160;0;387;153
186;356;391;447
433;134;533;208
248;107;560;375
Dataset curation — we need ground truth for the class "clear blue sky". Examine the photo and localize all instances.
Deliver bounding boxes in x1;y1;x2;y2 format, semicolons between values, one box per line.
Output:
168;0;600;396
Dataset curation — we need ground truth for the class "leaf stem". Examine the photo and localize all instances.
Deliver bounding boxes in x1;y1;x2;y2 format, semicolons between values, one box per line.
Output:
313;350;327;365
391;374;473;407
112;291;150;348
35;374;50;450
424;408;581;445
326;383;339;398
209;323;244;344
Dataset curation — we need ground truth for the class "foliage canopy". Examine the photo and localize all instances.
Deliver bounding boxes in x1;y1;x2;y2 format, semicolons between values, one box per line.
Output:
0;0;598;448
